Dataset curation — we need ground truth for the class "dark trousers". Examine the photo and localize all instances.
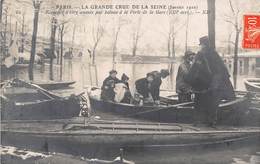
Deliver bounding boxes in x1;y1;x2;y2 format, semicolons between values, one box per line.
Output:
194;90;220;125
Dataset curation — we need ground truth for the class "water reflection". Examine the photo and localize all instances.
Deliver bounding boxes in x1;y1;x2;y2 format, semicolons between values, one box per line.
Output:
1;56;259;91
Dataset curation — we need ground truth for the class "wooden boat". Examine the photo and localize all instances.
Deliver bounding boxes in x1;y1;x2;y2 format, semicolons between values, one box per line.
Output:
33;80;76;90
88;88;259;126
0;79;82;120
1;119;260;156
244;78;260;92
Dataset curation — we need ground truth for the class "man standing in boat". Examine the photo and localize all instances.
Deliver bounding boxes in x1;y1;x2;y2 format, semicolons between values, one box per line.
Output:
187;36;235;127
176;51;195;103
101;70;120;101
149;69;170;105
135;73;154;105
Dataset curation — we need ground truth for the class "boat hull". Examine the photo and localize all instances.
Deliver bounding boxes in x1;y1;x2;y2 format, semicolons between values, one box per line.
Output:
1;98;81;120
1;120;260;157
1;79;81;120
89;96;258;126
244;78;260;92
34;81;76;90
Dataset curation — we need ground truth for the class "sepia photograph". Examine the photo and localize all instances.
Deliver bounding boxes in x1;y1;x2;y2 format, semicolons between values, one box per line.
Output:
0;0;260;163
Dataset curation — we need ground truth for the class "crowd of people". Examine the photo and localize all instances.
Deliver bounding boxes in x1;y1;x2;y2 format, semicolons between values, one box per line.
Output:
100;36;235;127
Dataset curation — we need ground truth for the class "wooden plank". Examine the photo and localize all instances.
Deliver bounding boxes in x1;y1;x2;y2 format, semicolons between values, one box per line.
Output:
64;123;183;131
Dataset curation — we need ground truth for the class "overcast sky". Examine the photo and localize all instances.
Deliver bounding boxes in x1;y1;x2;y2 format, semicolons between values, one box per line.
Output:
5;0;260;56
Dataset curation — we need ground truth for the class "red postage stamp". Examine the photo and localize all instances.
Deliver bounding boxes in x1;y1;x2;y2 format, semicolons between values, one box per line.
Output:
243;14;260;49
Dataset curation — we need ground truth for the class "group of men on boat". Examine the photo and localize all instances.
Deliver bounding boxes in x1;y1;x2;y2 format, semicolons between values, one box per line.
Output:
101;36;235;127
101;68;170;105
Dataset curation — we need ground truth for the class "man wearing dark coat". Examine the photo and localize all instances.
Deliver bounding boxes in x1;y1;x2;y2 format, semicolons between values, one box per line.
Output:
135;73;154;105
101;70;120;101
176;51;195;103
187;36;235;126
149;69;170;105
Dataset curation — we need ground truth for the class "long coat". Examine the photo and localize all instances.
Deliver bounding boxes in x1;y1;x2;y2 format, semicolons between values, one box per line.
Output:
135;78;152;99
101;76;120;101
187;47;235;124
176;61;192;94
149;71;162;101
187;47;235;99
202;48;235;100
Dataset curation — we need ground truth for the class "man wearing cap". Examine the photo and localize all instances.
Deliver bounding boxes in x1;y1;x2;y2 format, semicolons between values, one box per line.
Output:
187;36;235;127
176;50;195;102
101;70;120;101
149;69;170;105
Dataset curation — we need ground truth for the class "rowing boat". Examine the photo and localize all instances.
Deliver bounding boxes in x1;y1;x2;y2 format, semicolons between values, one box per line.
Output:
1;118;259;156
33;80;76;90
244;78;260;92
0;79;82;120
88;88;259;126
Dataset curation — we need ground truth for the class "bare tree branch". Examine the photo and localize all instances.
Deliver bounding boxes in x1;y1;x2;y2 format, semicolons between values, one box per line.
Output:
228;0;235;15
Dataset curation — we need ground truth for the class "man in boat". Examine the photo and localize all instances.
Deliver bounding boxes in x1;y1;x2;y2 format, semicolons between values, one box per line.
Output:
149;69;170;105
176;51;195;103
134;73;154;105
101;70;120;101
187;36;235;127
114;73;132;103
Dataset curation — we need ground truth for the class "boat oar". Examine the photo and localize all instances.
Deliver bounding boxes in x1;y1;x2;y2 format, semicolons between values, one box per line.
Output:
127;101;194;117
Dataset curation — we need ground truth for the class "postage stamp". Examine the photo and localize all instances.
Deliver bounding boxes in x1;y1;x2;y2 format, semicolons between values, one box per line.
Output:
243;14;260;49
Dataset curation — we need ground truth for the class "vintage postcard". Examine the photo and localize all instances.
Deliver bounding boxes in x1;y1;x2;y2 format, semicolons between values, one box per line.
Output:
1;0;260;163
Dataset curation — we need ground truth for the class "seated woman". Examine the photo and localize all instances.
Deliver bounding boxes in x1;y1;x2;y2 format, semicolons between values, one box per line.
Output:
114;73;132;103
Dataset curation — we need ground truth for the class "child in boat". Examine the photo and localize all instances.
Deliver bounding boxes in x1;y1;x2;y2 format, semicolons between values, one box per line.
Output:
176;50;195;103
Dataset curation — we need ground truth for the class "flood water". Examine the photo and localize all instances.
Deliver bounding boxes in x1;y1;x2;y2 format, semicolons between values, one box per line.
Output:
1;56;260;163
2;56;259;91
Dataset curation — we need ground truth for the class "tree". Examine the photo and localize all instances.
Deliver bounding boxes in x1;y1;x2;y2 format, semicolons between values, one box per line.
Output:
49;17;57;80
0;0;4;24
28;0;42;81
90;16;104;64
112;17;127;68
58;20;69;80
224;0;242;89
132;17;142;56
0;4;7;57
164;16;185;58
20;13;25;53
207;0;216;49
185;14;190;52
167;17;179;58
